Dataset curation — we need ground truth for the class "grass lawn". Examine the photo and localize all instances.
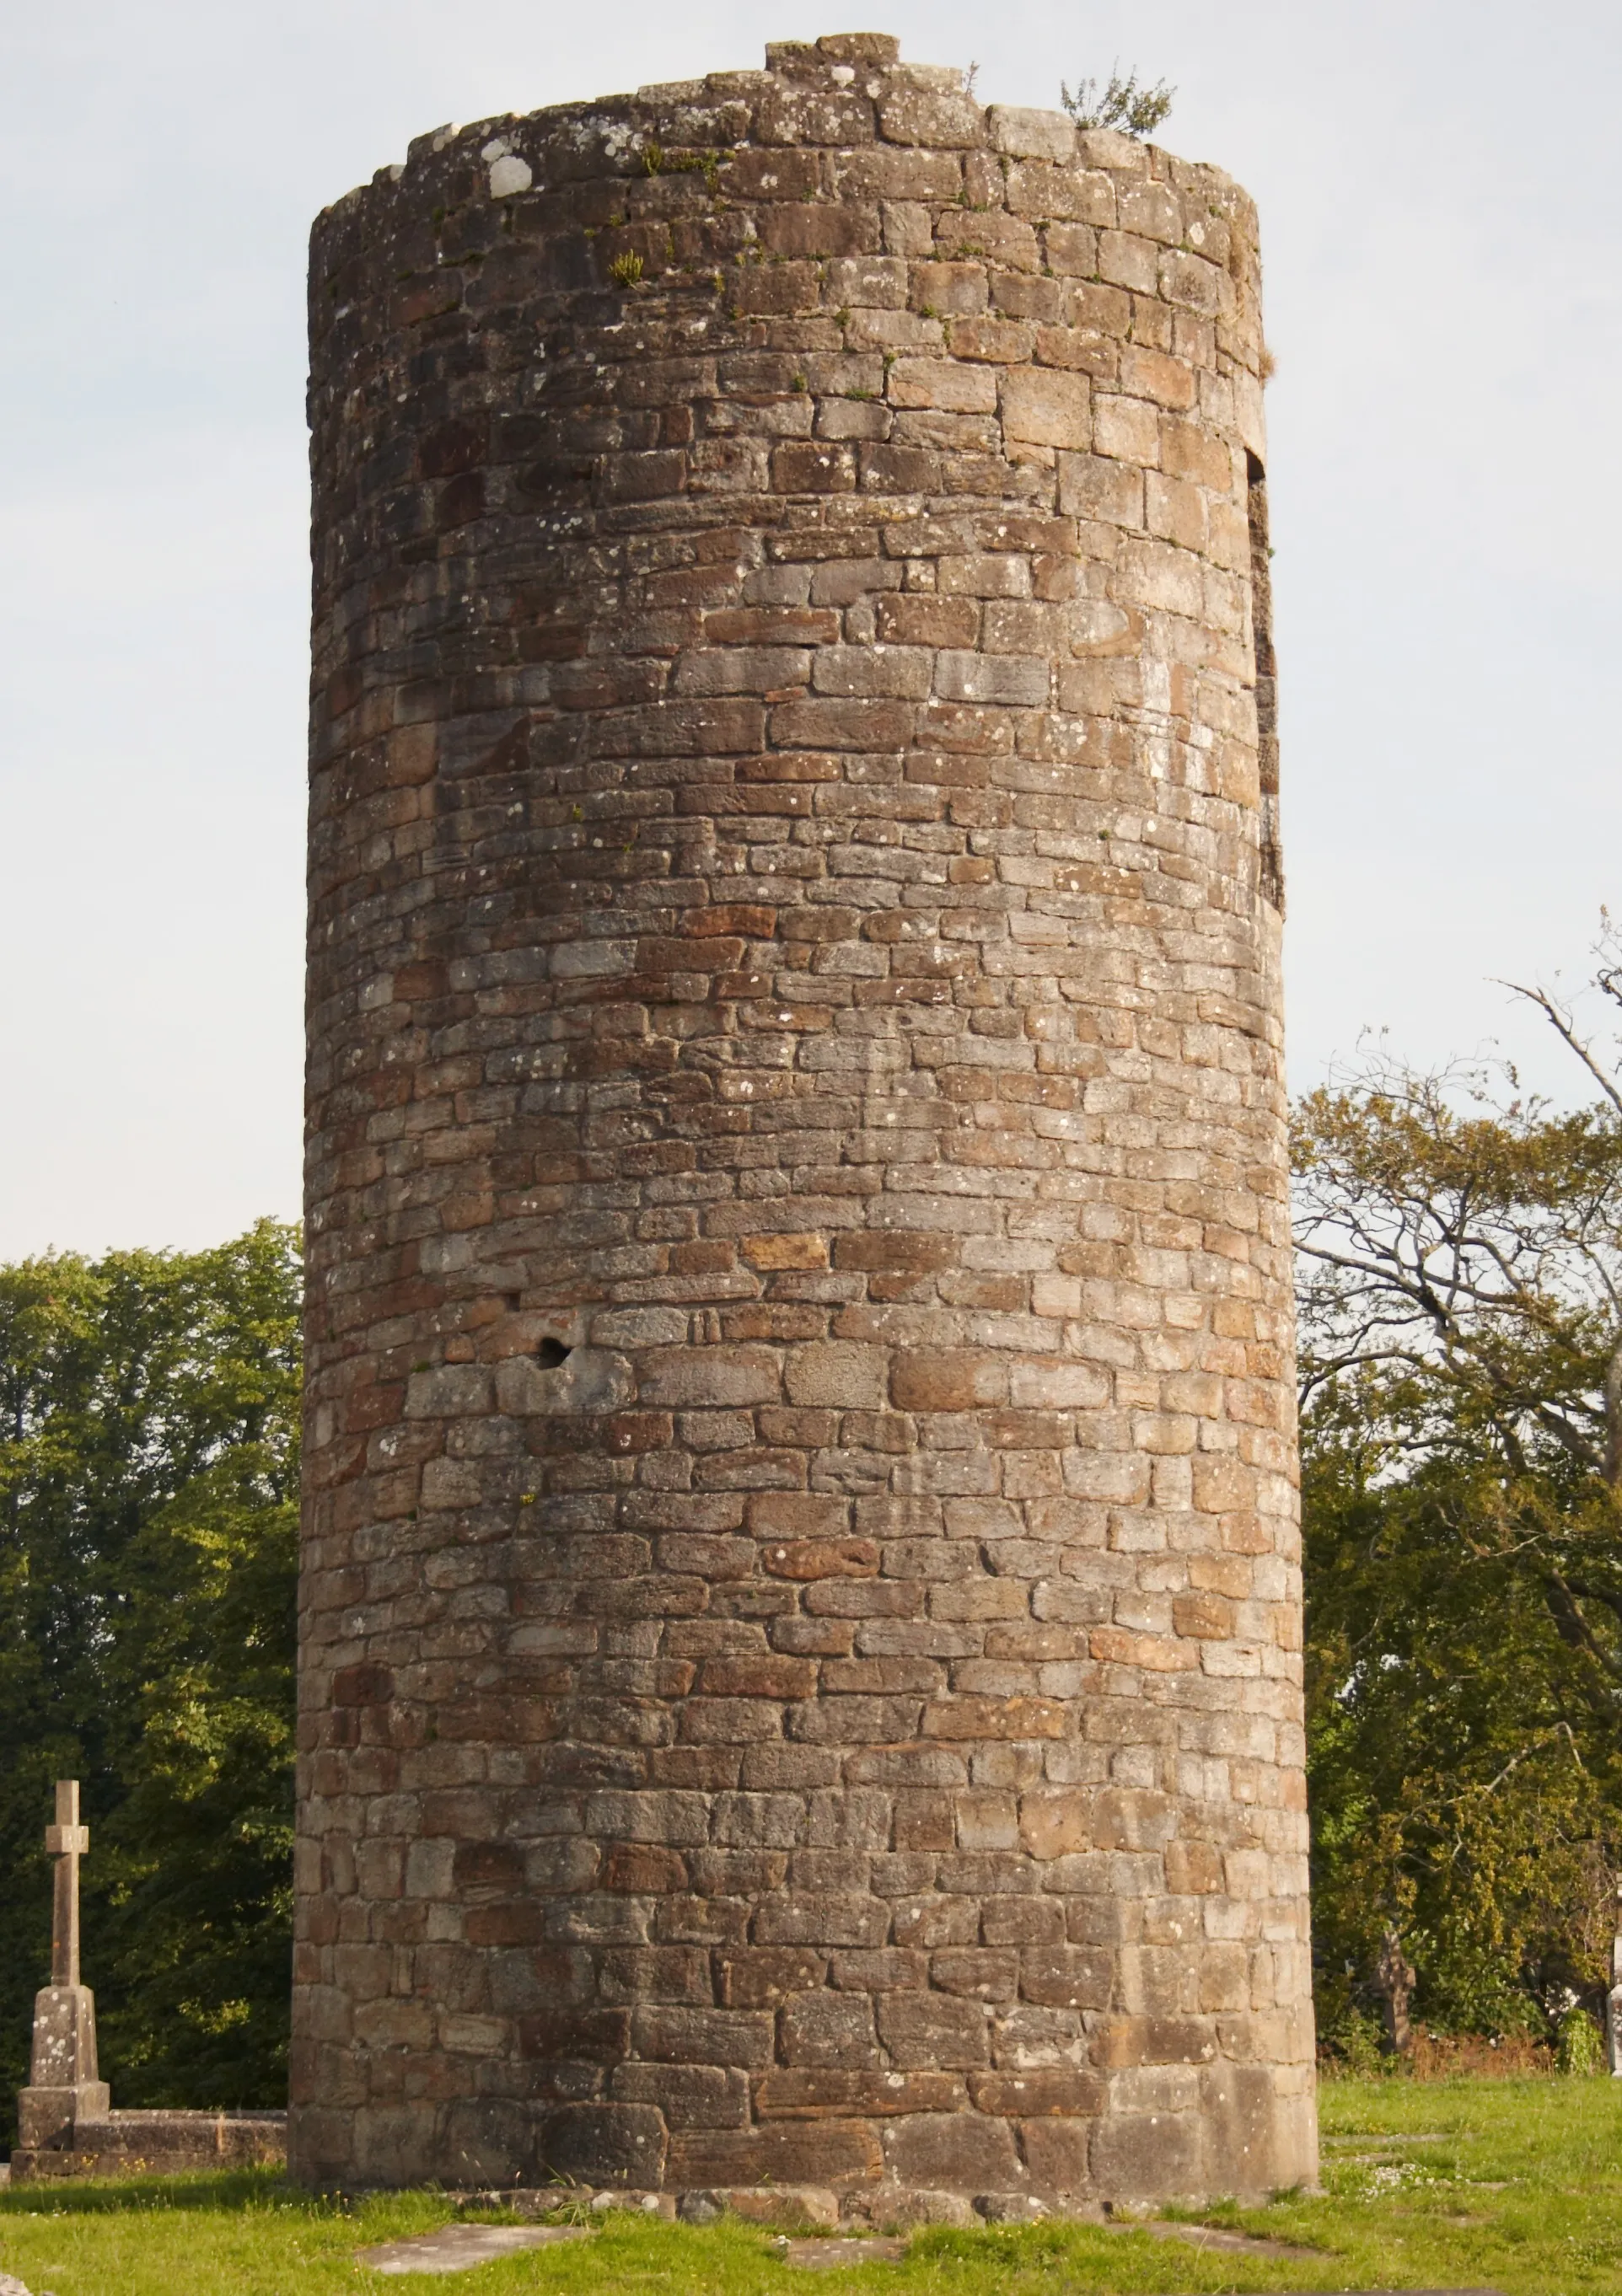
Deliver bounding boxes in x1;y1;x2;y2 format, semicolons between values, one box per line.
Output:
1;2077;1619;2294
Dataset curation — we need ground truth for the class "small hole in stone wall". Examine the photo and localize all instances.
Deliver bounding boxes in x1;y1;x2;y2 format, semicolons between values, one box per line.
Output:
502;1292;522;1312
535;1337;572;1370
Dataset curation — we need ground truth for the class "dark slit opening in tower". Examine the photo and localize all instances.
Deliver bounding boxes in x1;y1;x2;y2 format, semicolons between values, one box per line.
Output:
1247;448;1283;912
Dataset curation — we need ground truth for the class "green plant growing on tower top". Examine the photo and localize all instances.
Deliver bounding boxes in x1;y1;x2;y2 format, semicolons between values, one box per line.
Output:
608;250;645;287
1061;67;1174;137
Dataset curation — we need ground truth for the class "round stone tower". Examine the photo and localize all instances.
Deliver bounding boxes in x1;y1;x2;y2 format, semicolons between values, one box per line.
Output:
293;31;1314;2213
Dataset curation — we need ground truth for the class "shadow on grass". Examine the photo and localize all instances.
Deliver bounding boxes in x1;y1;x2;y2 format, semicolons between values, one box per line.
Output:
0;2168;349;2218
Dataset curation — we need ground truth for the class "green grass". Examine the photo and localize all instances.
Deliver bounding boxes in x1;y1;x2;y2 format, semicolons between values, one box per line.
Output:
0;2078;1619;2294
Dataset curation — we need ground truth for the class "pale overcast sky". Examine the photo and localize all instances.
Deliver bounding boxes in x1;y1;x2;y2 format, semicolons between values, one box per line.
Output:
2;0;1618;1258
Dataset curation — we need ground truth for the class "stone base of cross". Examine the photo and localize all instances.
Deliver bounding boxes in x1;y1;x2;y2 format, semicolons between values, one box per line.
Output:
16;1782;110;2151
17;1989;110;2150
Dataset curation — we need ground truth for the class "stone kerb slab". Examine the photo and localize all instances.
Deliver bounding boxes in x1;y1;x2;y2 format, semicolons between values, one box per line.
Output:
9;2109;287;2184
357;2224;593;2274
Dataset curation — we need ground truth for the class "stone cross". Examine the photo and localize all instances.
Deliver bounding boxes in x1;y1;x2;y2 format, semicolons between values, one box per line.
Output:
1609;1880;1622;2076
46;1778;89;1988
15;1778;110;2156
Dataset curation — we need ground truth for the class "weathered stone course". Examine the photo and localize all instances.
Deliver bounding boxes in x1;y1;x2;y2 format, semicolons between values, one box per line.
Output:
293;29;1312;2208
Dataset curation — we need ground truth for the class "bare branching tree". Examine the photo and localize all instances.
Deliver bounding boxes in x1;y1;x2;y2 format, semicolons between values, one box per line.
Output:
1294;923;1622;1694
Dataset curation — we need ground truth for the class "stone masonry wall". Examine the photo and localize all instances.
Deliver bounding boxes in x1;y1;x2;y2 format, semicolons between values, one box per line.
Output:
293;31;1315;2213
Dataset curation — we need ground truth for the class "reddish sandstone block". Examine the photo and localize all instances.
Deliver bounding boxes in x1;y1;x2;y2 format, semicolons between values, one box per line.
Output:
880;2111;1019;2191
1001;368;1092;449
876;1993;987;2068
761;1540;880;1580
772;442;858;495
1018;2116;1095;2192
700;1656;819;1700
780;1992;879;2067
667;2121;883;2190
741;1232;829;1270
717;1949;828;2008
756;2068;964;2116
1174;1592;1234;1640
921;1698;1066;1741
1019;1949;1112;2011
890;1352;1009;1411
968;2069;1103;2116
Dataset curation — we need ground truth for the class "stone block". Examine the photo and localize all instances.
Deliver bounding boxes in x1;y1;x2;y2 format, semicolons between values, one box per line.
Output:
755;1893;891;1949
950;317;1034;363
781;1991;879;2067
967;2069;1103;2116
929;1948;1018;2002
933;652;1050;706
405;1365;492;1419
717;1947;827;2007
880;2111;1022;2191
851;2184;979;2229
1089;2109;1203;2198
668;2121;883;2190
759;205;881;260
879;87;985;148
633;2006;776;2068
921;1697;1066;1741
702;2184;841;2227
876;1993;988;2068
637;1349;782;1408
1018;1790;1092;1859
762;1539;880;1580
610;2063;750;2129
1019;1948;1112;2010
784;1344;891;1408
540;2103;669;2191
1002;370;1092;449
986;107;1077;163
756;2068;964;2117
888;358;999;413
1015;2116;1094;2193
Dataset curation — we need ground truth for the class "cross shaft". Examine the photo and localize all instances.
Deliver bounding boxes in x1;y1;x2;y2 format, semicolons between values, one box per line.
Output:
44;1780;89;1988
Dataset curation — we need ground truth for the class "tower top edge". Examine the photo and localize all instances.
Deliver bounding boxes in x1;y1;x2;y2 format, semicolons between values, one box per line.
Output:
314;30;1249;233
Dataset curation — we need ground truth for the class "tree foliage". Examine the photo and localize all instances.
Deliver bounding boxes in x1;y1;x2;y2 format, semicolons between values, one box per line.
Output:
0;1222;299;2144
1297;950;1622;2047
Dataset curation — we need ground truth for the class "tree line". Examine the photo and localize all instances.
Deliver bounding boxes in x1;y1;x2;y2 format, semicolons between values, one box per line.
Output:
0;1224;297;2143
1298;940;1622;2062
7;949;1622;2125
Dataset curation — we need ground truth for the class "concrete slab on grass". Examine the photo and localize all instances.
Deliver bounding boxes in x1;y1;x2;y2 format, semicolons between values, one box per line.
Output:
781;2238;909;2268
357;2224;592;2274
1113;2219;1320;2259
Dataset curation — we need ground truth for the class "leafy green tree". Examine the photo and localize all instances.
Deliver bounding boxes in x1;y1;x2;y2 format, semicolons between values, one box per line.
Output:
1296;947;1622;2048
0;1222;298;2143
